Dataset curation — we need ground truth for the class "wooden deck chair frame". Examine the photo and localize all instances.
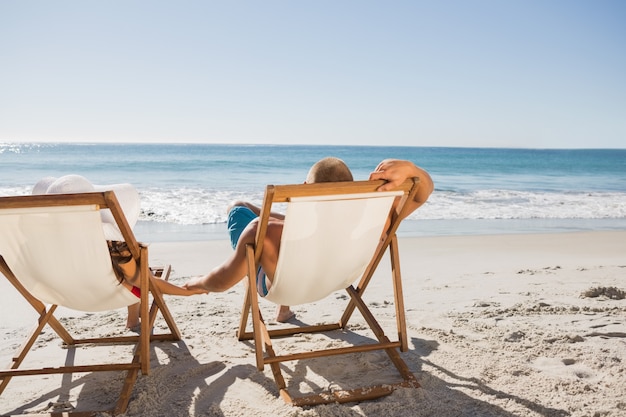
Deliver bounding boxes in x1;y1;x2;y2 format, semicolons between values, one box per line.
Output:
237;178;421;406
0;191;181;415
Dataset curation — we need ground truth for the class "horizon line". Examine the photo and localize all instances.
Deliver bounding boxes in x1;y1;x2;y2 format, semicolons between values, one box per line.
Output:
2;140;625;151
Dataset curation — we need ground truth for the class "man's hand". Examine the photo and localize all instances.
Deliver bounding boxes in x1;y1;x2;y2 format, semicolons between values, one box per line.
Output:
369;159;420;191
369;159;434;219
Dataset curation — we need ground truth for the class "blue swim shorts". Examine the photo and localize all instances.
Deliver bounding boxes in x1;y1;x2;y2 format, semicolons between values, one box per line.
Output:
226;205;268;296
227;206;258;250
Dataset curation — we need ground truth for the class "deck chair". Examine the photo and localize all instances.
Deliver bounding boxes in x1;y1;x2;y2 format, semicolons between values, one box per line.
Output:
237;178;421;406
0;191;181;415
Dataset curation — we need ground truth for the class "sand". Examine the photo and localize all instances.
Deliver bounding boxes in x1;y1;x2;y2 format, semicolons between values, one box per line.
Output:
1;231;625;416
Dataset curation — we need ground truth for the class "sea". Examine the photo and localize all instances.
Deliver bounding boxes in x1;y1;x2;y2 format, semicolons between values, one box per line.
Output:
1;142;625;242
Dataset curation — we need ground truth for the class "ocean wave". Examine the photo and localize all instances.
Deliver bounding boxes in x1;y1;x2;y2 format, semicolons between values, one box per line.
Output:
3;185;625;225
138;187;266;225
139;188;626;224
418;190;626;221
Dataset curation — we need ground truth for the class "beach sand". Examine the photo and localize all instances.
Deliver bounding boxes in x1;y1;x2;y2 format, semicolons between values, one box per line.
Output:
1;231;625;416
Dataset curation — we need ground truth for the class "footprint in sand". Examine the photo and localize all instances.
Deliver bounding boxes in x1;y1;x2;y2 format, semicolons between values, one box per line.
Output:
530;356;595;380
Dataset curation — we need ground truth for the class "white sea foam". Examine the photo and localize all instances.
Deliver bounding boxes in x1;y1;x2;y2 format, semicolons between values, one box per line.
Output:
3;185;625;225
138;188;266;225
138;188;626;224
417;190;626;221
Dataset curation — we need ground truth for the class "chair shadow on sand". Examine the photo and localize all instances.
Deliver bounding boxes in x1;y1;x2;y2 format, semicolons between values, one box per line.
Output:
2;327;572;417
1;339;221;416
406;336;571;417
233;308;571;417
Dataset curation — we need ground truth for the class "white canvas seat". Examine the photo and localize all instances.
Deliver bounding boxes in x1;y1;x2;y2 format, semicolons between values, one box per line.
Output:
266;192;403;305
0;204;139;311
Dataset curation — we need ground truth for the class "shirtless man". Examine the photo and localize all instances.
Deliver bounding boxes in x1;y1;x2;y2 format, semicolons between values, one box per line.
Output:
184;157;434;322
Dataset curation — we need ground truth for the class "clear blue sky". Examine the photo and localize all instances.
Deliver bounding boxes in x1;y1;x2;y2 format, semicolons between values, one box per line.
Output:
1;1;624;148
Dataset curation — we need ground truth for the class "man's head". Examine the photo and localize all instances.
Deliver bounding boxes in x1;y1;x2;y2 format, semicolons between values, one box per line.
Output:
306;157;353;184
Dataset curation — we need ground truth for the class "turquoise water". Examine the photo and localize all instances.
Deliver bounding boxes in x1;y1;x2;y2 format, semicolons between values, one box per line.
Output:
2;143;625;240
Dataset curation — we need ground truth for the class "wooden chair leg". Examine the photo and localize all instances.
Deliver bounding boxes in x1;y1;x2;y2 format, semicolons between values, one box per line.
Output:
389;235;408;351
246;244;265;370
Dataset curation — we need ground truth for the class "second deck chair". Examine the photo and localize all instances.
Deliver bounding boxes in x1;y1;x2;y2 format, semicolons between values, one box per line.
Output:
0;191;181;415
237;178;421;406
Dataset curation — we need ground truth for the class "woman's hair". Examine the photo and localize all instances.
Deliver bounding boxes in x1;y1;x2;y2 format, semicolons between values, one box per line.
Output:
306;157;354;183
